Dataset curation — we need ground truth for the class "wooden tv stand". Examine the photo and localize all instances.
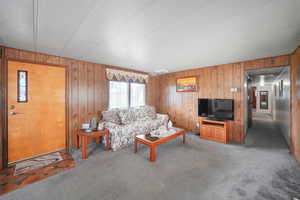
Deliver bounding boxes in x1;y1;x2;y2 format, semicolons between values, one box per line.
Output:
199;118;228;144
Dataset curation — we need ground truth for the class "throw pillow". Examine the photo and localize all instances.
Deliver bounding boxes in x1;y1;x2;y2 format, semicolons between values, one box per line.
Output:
135;105;156;120
118;109;136;125
102;109;121;124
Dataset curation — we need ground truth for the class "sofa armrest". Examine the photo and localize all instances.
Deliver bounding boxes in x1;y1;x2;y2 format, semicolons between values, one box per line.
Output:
156;113;169;125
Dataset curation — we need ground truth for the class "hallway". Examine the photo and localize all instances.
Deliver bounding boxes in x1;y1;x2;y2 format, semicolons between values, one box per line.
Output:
246;112;288;149
241;111;300;199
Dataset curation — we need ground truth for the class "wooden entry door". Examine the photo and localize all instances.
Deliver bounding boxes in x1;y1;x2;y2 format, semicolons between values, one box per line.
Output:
7;61;66;163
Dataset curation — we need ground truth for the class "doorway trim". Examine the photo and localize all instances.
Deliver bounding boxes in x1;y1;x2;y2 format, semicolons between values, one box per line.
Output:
243;66;293;153
1;56;70;168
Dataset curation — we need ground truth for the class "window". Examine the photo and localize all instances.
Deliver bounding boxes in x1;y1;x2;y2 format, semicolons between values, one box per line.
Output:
130;83;145;107
17;70;28;102
109;81;145;109
109;81;129;109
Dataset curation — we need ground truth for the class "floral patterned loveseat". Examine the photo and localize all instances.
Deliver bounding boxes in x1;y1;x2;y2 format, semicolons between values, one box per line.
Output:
101;105;169;151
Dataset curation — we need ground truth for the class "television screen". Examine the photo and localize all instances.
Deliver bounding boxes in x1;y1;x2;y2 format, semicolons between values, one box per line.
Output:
198;99;209;117
210;99;234;120
198;98;234;120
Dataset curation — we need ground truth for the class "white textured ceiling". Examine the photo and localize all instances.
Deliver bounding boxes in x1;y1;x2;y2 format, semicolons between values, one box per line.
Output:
0;0;300;73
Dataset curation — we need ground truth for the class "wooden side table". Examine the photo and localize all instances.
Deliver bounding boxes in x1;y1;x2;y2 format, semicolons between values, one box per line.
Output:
76;129;110;159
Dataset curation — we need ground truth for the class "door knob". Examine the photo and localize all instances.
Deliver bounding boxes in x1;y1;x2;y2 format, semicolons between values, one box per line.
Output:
9;112;23;115
9;105;15;110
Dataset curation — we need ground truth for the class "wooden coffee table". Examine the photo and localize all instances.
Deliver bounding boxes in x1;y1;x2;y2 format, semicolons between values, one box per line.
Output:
134;128;186;162
76;129;110;159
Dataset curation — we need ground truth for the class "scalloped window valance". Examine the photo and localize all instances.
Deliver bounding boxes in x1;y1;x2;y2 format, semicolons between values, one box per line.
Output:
106;68;149;83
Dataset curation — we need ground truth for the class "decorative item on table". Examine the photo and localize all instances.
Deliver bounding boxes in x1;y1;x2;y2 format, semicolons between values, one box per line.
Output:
145;133;159;141
97;122;105;131
150;126;170;138
90;117;97;130
167;120;173;129
81;123;90;130
82;128;93;133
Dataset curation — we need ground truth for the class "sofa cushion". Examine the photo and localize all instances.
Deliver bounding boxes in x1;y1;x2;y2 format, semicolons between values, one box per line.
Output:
102;109;121;124
134;105;156;120
118;109;136;125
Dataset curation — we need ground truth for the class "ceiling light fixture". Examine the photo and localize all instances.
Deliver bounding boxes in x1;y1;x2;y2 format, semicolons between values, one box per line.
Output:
260;75;265;86
152;69;169;76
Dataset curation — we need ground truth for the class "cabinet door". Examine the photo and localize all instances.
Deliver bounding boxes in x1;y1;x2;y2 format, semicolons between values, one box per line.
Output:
200;127;206;137
201;126;214;138
215;128;225;142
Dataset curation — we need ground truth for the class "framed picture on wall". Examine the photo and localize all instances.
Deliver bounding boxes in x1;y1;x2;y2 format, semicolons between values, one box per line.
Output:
176;76;197;92
259;91;269;110
279;80;283;96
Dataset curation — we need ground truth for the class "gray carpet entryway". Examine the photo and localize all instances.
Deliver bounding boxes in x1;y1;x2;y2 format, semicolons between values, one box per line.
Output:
1;116;299;200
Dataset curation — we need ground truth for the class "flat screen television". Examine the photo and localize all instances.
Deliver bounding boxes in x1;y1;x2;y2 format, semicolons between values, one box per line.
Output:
198;98;234;120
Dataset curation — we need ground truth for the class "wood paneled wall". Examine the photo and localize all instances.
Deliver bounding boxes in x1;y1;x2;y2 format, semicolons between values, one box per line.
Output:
157;55;290;143
0;47;155;167
291;46;300;163
146;76;160;108
0;46;4;169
